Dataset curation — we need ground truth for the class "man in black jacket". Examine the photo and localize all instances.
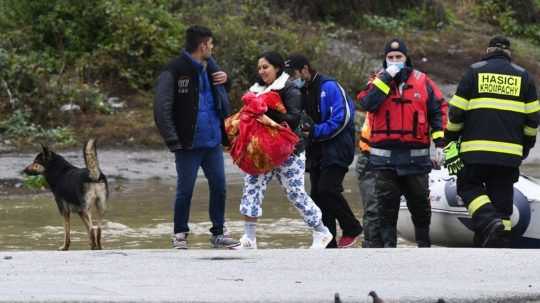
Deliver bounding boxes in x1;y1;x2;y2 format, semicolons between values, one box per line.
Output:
154;25;239;249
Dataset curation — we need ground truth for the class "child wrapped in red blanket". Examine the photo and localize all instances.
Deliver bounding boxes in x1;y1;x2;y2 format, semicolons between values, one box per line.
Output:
225;91;299;175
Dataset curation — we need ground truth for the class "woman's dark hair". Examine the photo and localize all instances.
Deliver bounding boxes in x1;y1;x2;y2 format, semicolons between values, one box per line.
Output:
185;25;213;53
256;51;285;86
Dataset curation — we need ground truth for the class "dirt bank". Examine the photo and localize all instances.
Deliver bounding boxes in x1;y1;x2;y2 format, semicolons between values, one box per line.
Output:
2;144;540;196
0;148;245;196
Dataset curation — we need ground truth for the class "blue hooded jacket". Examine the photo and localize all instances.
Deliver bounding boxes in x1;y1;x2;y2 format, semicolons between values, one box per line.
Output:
304;74;356;171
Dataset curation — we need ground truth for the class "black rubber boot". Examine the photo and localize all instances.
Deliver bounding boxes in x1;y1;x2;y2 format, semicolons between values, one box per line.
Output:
415;227;431;248
381;225;397;248
481;219;505;248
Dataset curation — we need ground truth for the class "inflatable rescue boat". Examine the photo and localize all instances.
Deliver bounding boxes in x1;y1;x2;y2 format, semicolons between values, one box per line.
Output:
397;168;540;248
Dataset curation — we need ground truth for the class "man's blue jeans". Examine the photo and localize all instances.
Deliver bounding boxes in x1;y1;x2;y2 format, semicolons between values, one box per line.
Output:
173;145;226;236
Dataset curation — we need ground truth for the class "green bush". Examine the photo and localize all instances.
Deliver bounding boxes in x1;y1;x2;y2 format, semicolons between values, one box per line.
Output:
400;2;449;30
81;0;184;89
2;0;184;89
0;0;182;144
472;0;540;45
0;110;76;146
0;0;375;143
181;1;368;109
523;24;540;44
23;175;48;190
359;0;449;33
361;15;408;34
0;50;111;126
279;0;434;22
1;1;108;68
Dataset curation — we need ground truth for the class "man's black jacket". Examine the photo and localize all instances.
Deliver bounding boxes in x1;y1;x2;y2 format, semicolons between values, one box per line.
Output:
154;51;231;151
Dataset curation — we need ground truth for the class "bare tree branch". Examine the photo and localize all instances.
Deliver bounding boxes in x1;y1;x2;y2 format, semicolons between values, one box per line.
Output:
1;78;16;109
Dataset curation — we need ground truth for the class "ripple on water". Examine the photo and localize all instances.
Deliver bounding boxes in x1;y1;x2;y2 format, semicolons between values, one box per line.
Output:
99;218;310;239
1;169;423;249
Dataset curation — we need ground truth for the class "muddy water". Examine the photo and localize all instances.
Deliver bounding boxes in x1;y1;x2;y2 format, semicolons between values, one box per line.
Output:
0;172;365;250
2;148;540;251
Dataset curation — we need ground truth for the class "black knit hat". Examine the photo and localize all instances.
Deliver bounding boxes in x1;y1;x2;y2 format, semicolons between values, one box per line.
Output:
384;38;408;56
488;36;511;50
382;38;412;68
285;54;310;70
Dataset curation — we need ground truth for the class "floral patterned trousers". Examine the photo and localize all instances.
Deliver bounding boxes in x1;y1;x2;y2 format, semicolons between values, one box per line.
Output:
239;152;323;228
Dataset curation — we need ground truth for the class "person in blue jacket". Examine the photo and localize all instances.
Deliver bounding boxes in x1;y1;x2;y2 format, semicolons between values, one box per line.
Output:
285;54;363;248
154;25;239;249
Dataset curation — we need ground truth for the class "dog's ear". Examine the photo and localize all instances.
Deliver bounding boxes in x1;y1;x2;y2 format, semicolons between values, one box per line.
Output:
40;143;52;158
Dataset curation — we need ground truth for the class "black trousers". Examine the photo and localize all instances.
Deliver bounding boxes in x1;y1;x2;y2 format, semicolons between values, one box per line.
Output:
356;153;382;248
457;164;518;245
373;170;431;248
310;165;363;248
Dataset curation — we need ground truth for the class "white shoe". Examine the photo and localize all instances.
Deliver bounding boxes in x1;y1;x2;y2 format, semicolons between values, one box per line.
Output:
310;228;333;249
238;234;257;249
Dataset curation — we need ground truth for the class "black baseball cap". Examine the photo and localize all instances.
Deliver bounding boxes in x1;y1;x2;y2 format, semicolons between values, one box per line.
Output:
488;36;511;50
285;54;310;70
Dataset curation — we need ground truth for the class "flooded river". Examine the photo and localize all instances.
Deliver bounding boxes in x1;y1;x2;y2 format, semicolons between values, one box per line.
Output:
1;150;540;251
0;175;363;250
0;151;366;250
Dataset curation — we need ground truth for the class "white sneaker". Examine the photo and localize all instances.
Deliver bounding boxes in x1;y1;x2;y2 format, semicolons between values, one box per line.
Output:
172;232;188;249
238;234;257;249
310;228;333;249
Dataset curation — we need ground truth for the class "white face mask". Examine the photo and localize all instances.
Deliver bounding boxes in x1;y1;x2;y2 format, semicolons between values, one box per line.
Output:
386;60;405;71
292;78;305;88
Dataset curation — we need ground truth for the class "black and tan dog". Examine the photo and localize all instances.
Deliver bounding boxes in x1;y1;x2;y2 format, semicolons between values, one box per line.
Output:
24;139;108;250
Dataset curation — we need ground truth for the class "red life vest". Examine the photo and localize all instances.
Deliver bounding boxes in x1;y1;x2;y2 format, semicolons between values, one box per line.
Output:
426;76;448;129
370;70;432;146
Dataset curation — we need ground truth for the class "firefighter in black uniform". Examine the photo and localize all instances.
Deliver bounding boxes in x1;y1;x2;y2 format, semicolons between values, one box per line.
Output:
444;36;539;248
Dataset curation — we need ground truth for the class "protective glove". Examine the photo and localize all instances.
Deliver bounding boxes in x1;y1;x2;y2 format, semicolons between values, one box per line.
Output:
300;115;314;138
443;141;464;175
431;147;444;169
385;64;401;78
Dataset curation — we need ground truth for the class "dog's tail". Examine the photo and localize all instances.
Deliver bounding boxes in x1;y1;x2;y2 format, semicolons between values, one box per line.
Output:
84;139;102;182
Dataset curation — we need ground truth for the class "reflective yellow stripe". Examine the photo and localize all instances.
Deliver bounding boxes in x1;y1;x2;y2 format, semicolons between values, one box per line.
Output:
461;140;523;156
468;195;491;216
524;126;538;136
449;95;469;110
373;78;390;95
432;131;444;140
468;98;525;113
525;100;540;114
446;121;463;132
502;219;512;231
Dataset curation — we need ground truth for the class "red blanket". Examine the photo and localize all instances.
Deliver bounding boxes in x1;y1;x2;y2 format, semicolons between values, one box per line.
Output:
225;91;299;175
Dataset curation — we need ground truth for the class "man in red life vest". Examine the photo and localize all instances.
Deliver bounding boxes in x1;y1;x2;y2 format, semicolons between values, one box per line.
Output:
357;38;446;247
